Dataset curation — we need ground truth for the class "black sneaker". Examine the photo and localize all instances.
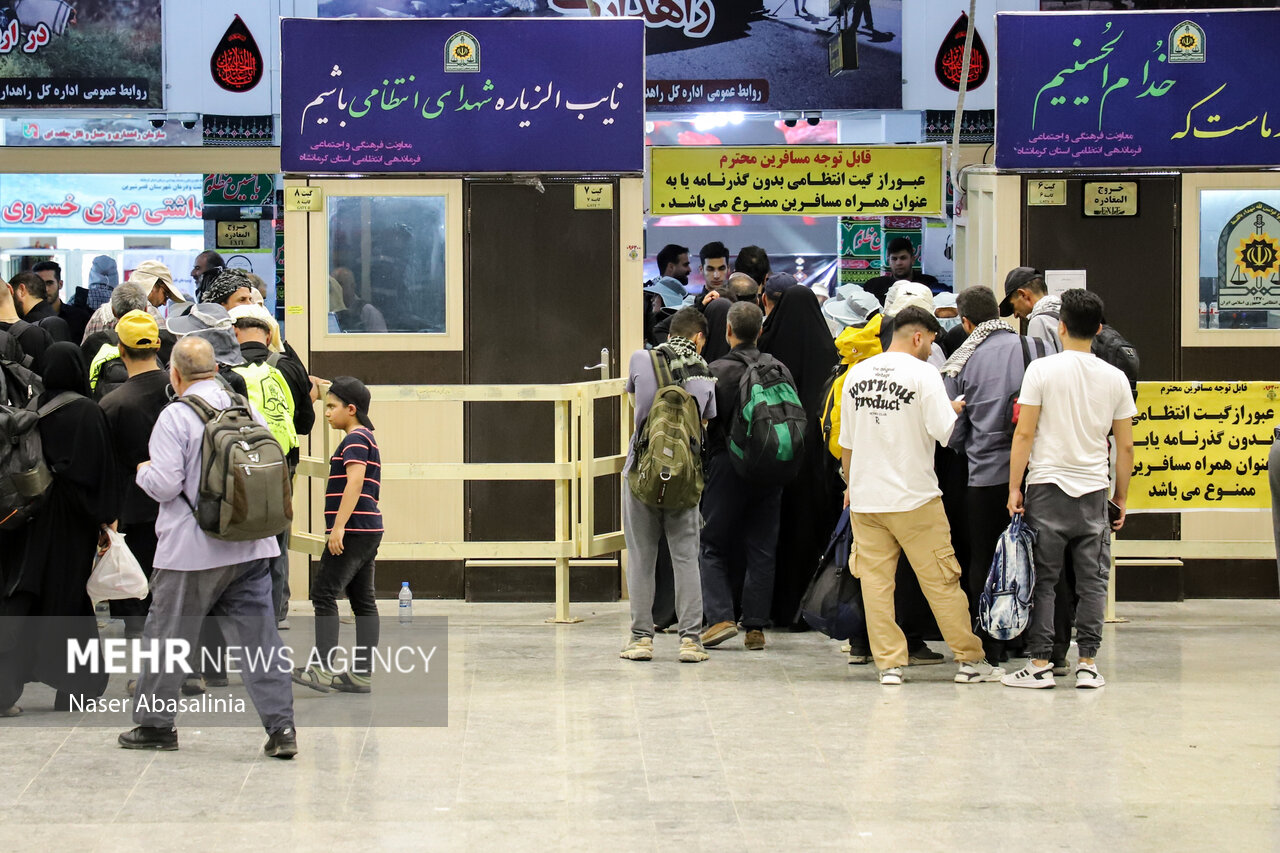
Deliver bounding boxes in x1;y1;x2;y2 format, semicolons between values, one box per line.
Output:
908;643;944;666
180;676;206;696
118;725;178;751
203;674;230;688
264;726;297;759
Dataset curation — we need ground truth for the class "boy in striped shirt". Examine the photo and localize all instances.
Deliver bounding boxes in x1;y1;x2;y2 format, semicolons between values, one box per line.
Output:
293;376;383;694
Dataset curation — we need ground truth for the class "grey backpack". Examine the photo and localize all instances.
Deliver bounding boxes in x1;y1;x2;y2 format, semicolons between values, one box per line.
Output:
179;393;292;541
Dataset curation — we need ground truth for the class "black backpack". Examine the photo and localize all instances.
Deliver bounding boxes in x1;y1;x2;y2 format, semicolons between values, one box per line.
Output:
1092;324;1140;401
727;352;807;485
1005;335;1048;438
0;321;33;370
0;359;74;531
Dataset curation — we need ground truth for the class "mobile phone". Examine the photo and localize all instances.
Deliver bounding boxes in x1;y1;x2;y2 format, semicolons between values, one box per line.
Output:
953;394;965;402
1107;500;1122;523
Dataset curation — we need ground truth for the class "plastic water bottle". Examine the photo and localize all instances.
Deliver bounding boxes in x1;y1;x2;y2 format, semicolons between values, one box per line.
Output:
398;581;413;624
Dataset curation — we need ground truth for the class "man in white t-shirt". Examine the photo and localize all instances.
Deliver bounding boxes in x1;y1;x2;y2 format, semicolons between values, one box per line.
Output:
839;306;995;686
1003;289;1136;690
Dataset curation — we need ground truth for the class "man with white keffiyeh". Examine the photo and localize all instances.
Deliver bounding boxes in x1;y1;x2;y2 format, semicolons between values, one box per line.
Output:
942;287;1049;665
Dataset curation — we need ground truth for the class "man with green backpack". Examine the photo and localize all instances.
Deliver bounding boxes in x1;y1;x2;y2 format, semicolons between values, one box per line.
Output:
622;307;716;664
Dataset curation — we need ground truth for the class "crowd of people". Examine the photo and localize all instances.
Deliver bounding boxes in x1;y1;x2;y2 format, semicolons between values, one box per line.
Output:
0;257;385;758
630;242;1137;689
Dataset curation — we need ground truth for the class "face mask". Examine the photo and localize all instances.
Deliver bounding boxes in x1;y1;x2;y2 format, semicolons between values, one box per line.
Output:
938;316;961;333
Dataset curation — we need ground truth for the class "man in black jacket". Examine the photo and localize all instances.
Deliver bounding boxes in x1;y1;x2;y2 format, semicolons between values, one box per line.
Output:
99;311;171;639
699;301;786;652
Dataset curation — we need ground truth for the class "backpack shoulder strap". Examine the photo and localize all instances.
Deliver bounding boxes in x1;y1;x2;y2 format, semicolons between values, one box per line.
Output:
650;349;676;390
8;319;30;339
1019;335;1032;369
36;391;78;418
178;394;219;423
265;352;283;369
1034;337;1047;358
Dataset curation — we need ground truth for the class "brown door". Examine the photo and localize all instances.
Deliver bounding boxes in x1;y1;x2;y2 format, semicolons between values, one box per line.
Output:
1021;174;1180;591
464;178;620;600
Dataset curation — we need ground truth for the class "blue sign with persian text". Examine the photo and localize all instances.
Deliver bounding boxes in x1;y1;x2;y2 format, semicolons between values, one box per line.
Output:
996;10;1280;170
280;18;644;173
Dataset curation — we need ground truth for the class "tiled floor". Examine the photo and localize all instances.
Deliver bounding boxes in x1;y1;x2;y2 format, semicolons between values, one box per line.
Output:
1;599;1277;852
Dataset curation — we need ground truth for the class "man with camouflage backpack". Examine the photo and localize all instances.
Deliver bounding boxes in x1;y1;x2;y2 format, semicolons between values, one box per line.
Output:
621;307;716;664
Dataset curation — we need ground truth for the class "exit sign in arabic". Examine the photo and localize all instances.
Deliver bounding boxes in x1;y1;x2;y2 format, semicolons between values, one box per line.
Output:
996;10;1280;169
1084;181;1137;217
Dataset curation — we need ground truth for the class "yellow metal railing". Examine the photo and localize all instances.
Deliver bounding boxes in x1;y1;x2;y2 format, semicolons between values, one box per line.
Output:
288;378;629;623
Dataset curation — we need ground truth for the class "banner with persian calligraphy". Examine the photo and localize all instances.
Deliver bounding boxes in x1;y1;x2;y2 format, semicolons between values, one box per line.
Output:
317;1;903;113
996;10;1280;169
0;174;202;233
1128;381;1279;512
650;146;944;217
280;18;644;173
0;0;162;108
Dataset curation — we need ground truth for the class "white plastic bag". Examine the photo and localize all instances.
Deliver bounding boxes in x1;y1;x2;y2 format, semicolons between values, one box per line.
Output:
87;529;148;601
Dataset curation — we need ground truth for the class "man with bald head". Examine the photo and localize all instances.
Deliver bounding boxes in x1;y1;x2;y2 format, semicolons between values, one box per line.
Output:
120;335;297;759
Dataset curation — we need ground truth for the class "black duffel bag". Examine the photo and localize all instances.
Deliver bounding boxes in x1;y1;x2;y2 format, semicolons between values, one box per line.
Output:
797;510;865;641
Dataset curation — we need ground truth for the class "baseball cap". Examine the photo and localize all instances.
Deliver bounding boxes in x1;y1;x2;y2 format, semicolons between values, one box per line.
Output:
999;267;1043;317
328;376;374;430
128;260;184;304
115;310;161;349
763;272;799;301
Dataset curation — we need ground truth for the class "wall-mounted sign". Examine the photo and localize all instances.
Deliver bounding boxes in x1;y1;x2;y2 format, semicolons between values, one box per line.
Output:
0;174;202;233
317;1;902;113
997;9;1280;169
204;174;274;206
210;14;264;93
1217;201;1280;311
1084;182;1137;217
0;0;162;108
934;13;990;93
1129;381;1280;511
284;186;323;212
281;18;644;173
574;184;613;210
216;220;257;249
903;0;1036;111
650;146;944;217
1028;179;1066;206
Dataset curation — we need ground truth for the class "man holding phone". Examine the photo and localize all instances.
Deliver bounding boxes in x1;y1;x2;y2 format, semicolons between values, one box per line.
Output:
1004;289;1136;689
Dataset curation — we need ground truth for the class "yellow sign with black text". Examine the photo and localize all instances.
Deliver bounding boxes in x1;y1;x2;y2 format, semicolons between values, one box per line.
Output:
1129;381;1279;511
650;145;944;217
215;220;257;250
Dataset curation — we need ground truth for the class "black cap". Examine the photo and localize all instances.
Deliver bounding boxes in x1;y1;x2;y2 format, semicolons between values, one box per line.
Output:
999;267;1043;317
763;272;798;301
328;376;374;430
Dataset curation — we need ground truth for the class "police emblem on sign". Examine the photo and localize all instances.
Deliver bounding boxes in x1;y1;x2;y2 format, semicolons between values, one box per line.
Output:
1168;21;1206;64
445;32;480;74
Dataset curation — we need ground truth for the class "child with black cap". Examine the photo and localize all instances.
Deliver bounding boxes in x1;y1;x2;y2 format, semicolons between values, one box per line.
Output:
293;376;383;694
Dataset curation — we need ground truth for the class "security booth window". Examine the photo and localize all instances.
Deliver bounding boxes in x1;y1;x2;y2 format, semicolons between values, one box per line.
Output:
1199;189;1280;331
327;195;447;334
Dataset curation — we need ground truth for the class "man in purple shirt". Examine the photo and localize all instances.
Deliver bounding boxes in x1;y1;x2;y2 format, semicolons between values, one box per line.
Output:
118;335;297;758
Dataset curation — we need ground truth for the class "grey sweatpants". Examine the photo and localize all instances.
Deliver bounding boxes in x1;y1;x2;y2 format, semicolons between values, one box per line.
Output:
133;559;294;733
622;489;704;641
1023;484;1109;660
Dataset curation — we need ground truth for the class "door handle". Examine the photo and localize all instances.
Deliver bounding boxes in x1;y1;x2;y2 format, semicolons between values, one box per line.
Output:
583;347;610;379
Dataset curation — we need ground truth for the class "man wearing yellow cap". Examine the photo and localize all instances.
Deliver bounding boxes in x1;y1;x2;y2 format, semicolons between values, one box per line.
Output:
99;311;171;639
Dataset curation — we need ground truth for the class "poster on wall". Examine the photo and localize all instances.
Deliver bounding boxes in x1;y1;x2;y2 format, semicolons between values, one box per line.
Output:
316;1;904;112
281;18;644;173
650;145;944;217
0;0;162;108
0;174;202;233
1128;381;1280;512
902;0;1037;111
997;9;1280;169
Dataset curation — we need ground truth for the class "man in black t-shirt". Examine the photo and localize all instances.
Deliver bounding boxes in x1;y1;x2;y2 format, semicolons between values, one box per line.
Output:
99;311;171;638
0;275;52;372
862;237;942;304
10;271;71;342
33;260;92;343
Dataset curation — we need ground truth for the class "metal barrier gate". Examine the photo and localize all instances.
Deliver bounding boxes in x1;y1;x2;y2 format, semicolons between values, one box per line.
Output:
288;378;630;623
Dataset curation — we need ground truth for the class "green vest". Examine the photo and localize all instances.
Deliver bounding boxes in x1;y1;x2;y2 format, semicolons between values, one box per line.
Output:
89;342;120;392
231;357;298;453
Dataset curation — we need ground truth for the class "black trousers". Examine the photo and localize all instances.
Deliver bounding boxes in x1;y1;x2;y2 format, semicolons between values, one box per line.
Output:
965;485;1014;662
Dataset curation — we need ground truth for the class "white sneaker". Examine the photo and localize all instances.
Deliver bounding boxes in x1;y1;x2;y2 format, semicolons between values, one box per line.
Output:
879;667;903;685
1001;662;1056;689
955;659;1005;683
1075;662;1106;689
